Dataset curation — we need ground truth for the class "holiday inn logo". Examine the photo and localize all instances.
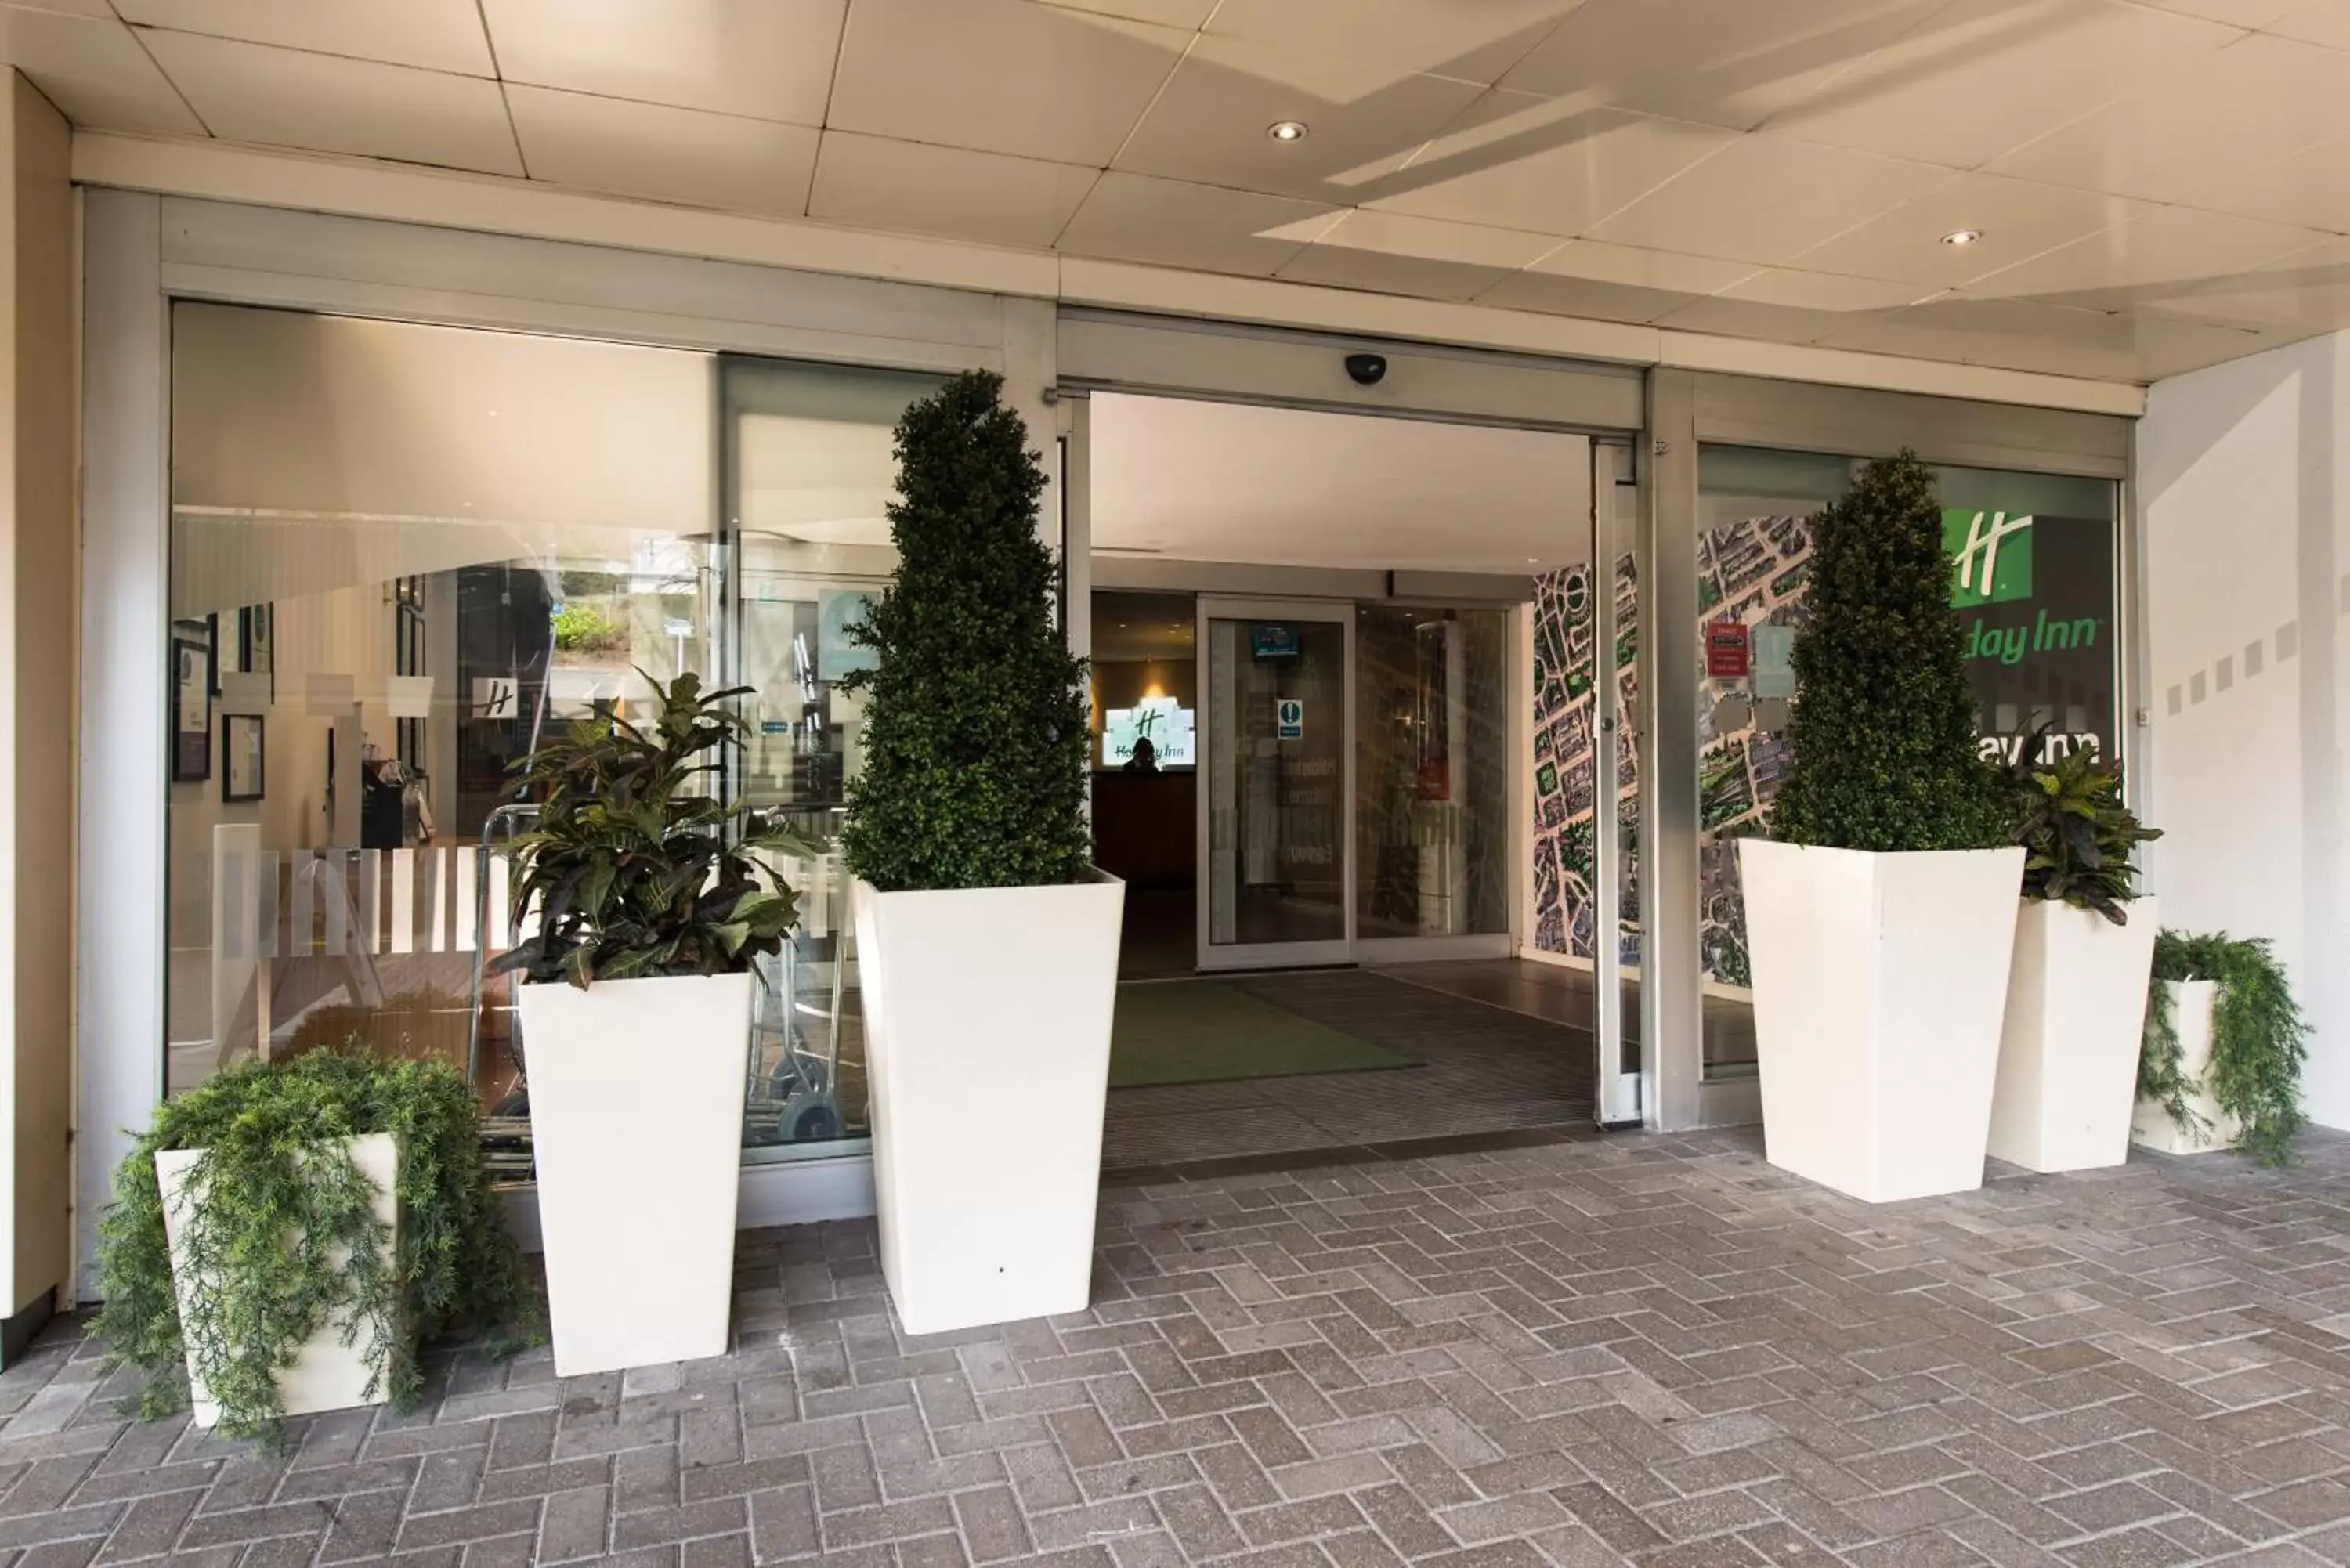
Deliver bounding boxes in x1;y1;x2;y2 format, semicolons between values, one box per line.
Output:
1946;509;2034;608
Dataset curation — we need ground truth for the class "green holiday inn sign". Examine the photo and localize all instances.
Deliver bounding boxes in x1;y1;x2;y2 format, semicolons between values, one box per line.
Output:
1944;508;2100;667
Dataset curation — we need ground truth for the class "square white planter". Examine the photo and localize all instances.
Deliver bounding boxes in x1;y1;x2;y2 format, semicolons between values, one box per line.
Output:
1988;898;2160;1173
1740;839;2023;1203
157;1132;400;1428
2131;980;2237;1154
855;869;1125;1336
519;971;753;1376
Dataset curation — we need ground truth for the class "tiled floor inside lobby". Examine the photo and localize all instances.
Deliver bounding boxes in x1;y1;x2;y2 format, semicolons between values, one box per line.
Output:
14;1128;2350;1566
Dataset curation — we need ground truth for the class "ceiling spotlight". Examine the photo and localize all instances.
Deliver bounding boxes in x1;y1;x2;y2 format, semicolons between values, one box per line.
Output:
1267;120;1310;143
1940;228;1983;247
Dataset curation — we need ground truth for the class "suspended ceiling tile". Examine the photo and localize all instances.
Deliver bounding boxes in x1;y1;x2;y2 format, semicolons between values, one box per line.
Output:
4;0;110;16
2132;237;2350;331
1274;208;1557;300
1368;100;1734;237
1765;0;2238;170
2131;0;2291;23
1203;0;1589;86
1824;292;2269;380
506;85;818;218
1030;0;1220;27
1583;133;1947;266
1988;32;2350;202
2265;0;2350;49
1498;0;1943;132
2174;134;2350;232
829;0;1185;164
112;0;494;75
1528;237;1757;290
1476;268;1710;323
138;28;522;172
1057;171;1338;276
0;5;202;133
1114;34;1485;204
809;130;1099;249
480;0;842;126
1792;173;2155;288
1960;203;2323;312
1651;266;1929;341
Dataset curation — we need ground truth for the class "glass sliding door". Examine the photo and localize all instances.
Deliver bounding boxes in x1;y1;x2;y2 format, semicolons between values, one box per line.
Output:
1197;599;1353;969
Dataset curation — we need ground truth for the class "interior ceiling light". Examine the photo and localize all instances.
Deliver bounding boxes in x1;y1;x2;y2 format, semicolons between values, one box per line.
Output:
1267;120;1310;143
1940;228;1983;247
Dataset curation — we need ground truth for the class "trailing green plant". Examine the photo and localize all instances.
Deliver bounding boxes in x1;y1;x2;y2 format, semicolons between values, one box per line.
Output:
2139;930;2308;1166
1770;451;2008;851
2003;729;2160;923
92;1046;534;1447
840;370;1091;891
492;670;822;987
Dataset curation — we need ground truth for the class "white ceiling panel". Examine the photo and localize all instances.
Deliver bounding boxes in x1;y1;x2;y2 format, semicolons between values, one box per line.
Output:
114;0;494;76
2133;0;2290;23
1274;209;1556;299
2132;237;2350;333
0;4;202;134
1477;238;1753;322
507;85;818;218
2265;1;2350;49
1765;0;2238;170
1792;173;2155;288
136;28;522;174
1477;269;1708;323
1031;0;1220;28
1499;0;1944;132
1058;172;1337;276
1962;203;2322;313
481;0;843;127
1584;134;1947;265
809;131;1099;249
1114;34;1485;204
1203;0;1588;86
2171;134;2350;233
1653;266;1929;341
829;0;1185;164
1369;102;1734;237
1825;292;2271;380
1988;33;2350;203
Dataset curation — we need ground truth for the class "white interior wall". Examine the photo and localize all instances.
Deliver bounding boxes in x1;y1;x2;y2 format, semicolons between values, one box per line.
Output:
2138;332;2350;1131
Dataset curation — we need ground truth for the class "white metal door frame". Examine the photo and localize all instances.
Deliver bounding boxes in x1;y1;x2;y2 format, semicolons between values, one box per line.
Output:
1195;596;1356;972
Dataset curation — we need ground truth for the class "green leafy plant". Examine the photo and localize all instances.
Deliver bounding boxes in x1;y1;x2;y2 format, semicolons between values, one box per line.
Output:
840;370;1091;891
2003;730;2160;923
551;602;626;654
92;1047;534;1447
1771;451;2008;851
492;670;822;987
2139;930;2308;1165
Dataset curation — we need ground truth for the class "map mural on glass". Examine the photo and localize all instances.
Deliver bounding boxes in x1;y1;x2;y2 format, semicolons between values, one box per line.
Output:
1531;552;1640;966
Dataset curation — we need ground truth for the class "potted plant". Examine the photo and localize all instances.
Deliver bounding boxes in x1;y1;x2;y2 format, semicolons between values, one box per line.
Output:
92;1047;531;1447
842;370;1123;1335
1740;450;2023;1203
1986;735;2162;1172
2134;930;2308;1165
494;671;819;1375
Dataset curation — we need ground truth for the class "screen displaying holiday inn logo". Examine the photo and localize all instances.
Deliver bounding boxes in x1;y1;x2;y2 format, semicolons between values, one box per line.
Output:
1942;508;2116;764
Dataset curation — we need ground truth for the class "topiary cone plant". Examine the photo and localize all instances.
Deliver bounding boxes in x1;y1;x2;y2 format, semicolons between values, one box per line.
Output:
1739;450;2026;1204
841;370;1125;1336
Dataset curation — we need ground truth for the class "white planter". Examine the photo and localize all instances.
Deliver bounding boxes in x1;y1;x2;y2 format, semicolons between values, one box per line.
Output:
1740;839;2024;1203
2131;980;2237;1154
1988;898;2160;1173
519;971;752;1376
157;1132;400;1428
855;869;1124;1335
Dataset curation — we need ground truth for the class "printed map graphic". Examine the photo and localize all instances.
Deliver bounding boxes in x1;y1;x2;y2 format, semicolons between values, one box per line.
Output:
1530;555;1640;965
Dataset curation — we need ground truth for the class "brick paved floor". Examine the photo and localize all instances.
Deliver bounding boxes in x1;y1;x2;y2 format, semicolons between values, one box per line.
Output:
12;1128;2350;1566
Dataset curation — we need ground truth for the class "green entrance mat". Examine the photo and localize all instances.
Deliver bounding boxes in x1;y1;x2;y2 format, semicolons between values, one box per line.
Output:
1108;980;1419;1089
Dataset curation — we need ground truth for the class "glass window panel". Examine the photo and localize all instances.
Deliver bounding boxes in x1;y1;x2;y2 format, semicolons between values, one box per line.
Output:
1355;605;1511;938
1694;444;2119;1081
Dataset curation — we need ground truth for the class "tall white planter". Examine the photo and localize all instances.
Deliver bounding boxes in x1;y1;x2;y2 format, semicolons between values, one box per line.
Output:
2131;980;2237;1154
519;971;753;1376
1988;898;2159;1173
157;1133;400;1428
855;870;1124;1336
1740;840;2024;1203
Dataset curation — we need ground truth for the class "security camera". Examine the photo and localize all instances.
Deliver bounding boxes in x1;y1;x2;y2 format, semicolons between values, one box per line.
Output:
1344;352;1388;386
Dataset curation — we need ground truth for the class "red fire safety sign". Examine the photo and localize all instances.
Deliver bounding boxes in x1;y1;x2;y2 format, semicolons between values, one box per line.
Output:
1706;620;1751;678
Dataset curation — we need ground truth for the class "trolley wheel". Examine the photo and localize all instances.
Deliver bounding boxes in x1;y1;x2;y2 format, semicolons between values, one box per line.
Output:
786;1098;841;1143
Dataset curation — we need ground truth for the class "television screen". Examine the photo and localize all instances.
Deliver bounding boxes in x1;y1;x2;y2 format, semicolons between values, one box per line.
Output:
1250;624;1300;660
1101;695;1195;768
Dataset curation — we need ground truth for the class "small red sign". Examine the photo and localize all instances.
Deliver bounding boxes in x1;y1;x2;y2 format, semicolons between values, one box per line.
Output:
1707;620;1751;678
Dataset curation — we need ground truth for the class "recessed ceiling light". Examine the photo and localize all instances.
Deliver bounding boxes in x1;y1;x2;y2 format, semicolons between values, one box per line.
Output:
1267;120;1310;143
1940;228;1983;247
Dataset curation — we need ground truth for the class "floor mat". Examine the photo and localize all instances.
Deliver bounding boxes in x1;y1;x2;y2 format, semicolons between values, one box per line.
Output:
1109;978;1419;1089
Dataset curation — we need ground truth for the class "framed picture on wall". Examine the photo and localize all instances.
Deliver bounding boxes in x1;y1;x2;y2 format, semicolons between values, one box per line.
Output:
222;714;265;803
171;619;212;782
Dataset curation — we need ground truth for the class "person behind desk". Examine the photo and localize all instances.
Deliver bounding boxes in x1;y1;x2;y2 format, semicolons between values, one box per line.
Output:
1123;735;1159;774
